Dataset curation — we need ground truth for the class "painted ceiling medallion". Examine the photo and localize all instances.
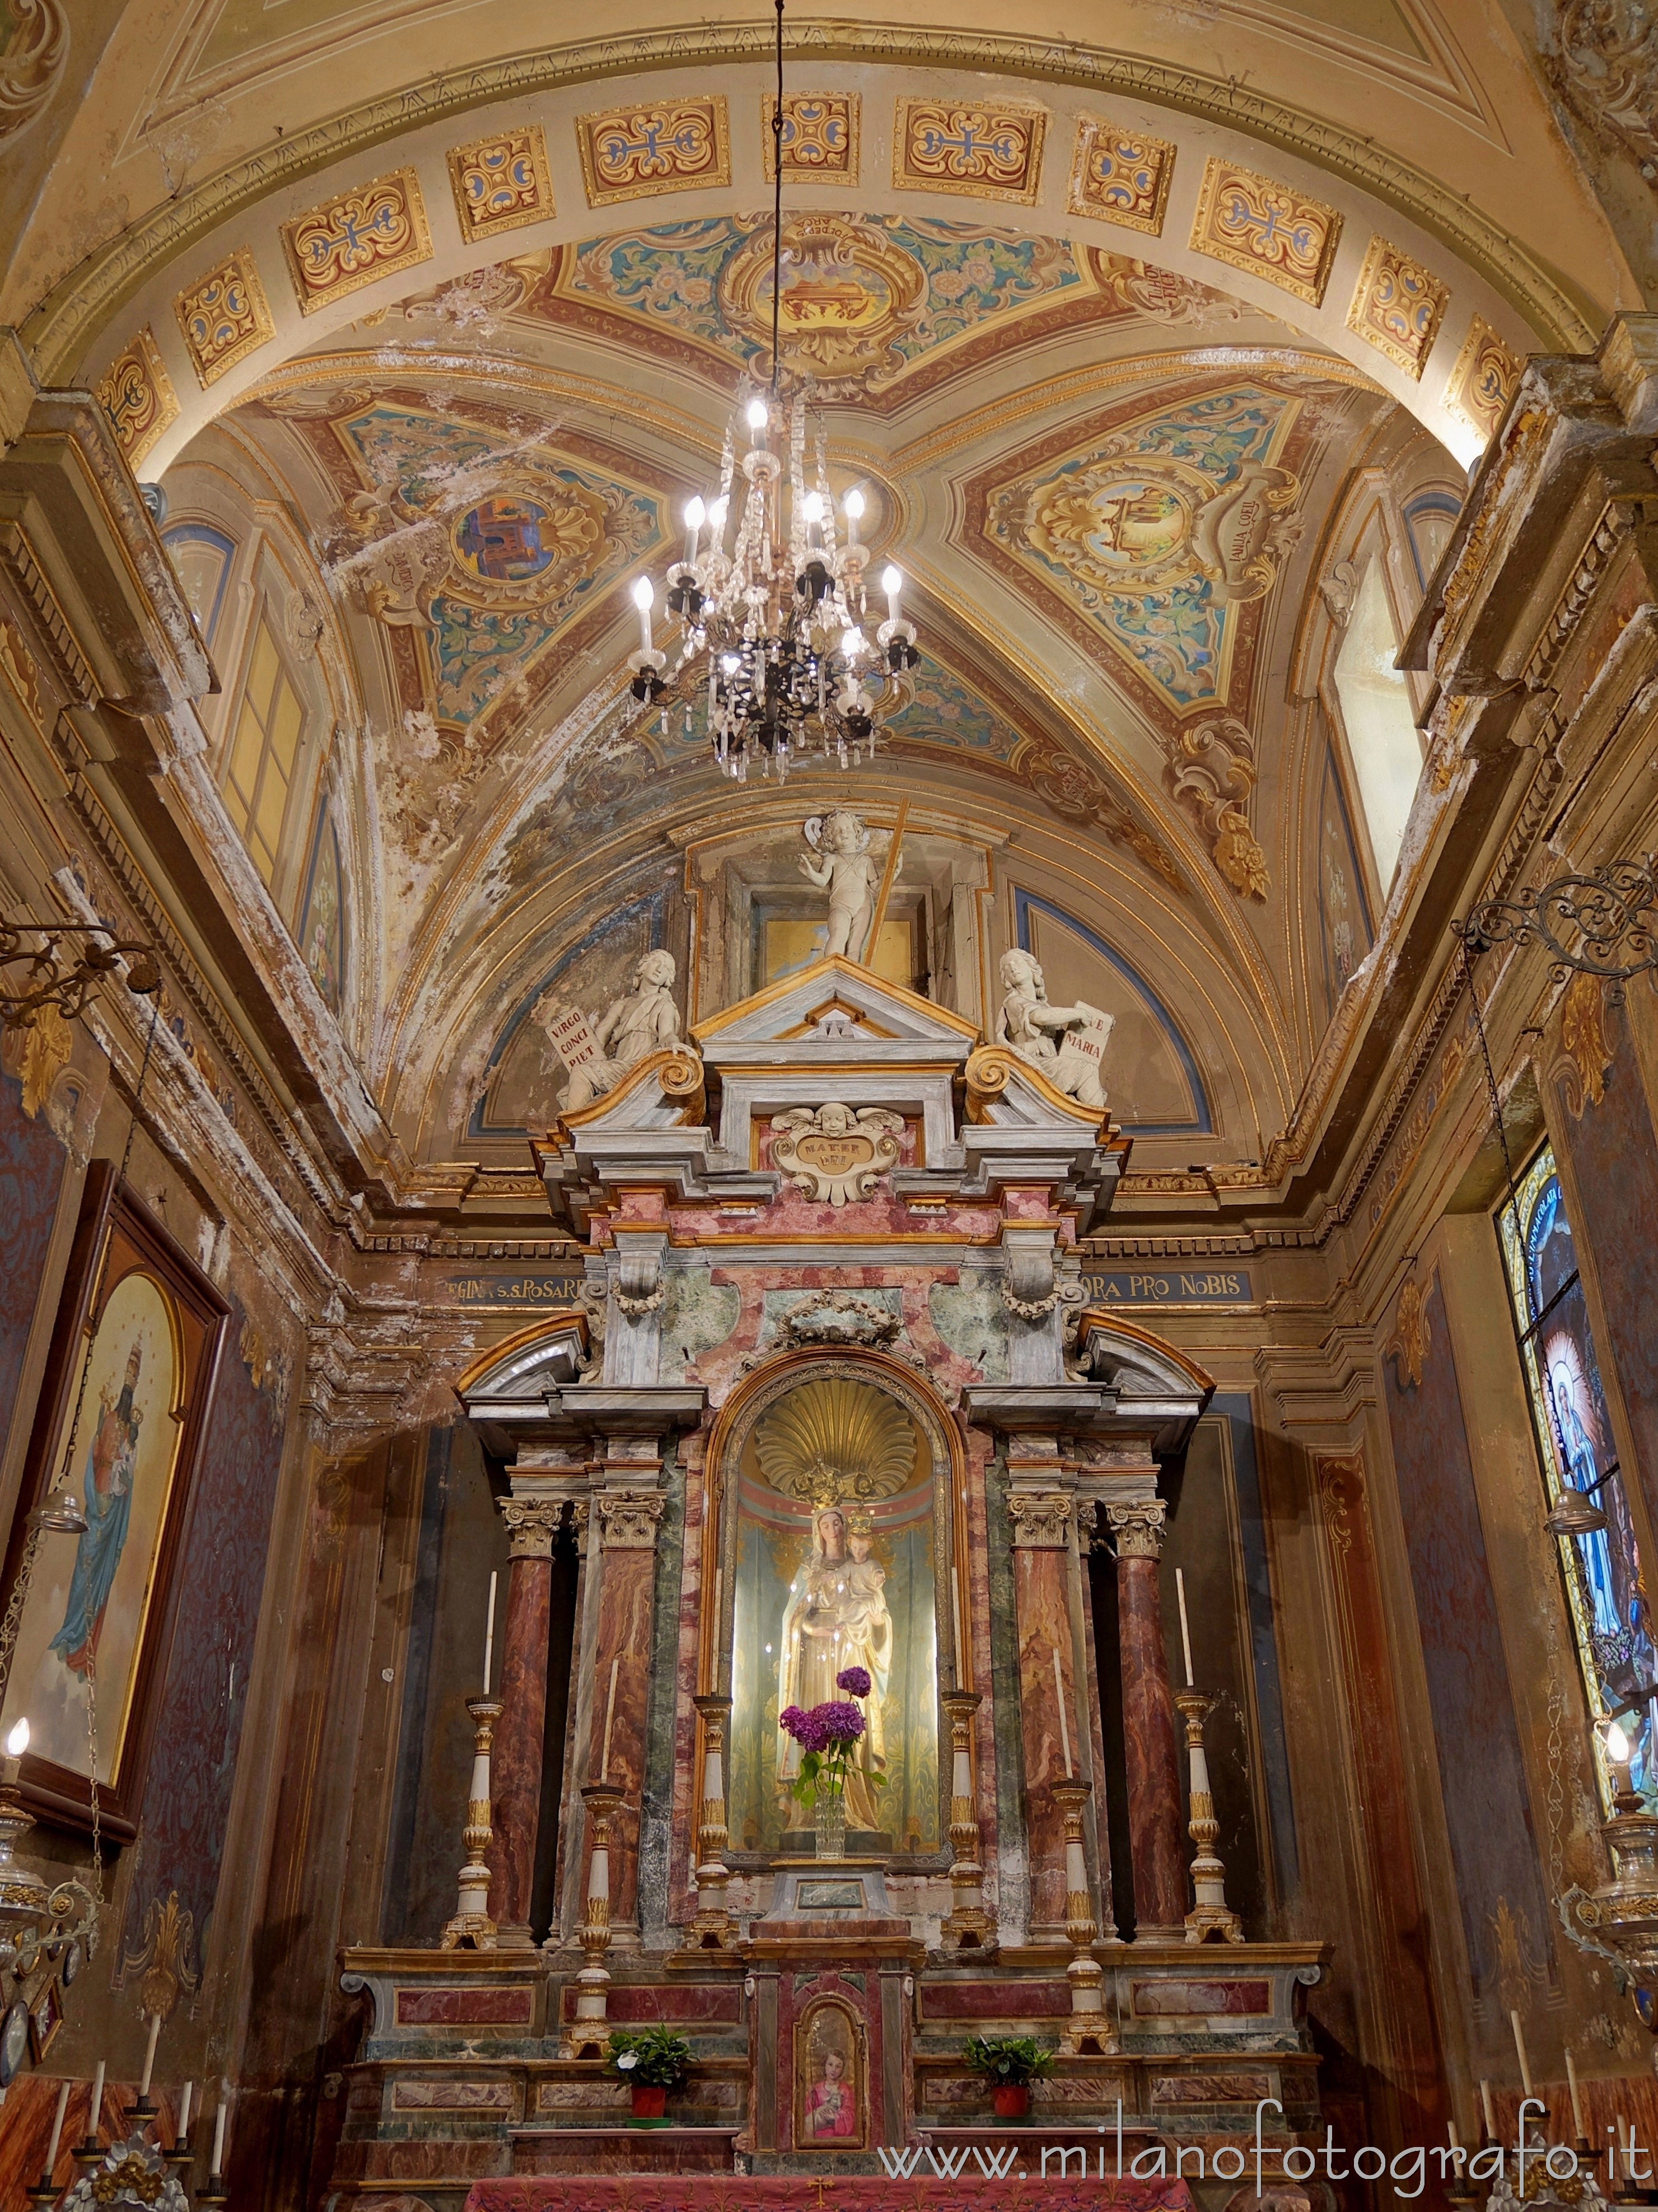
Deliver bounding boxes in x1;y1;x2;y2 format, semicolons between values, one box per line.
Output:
983;385;1305;716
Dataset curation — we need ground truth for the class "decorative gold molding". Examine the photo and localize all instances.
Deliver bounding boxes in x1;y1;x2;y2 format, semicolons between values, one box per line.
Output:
1557;969;1615;1118
17;25;1590;384
1383;1268;1433;1389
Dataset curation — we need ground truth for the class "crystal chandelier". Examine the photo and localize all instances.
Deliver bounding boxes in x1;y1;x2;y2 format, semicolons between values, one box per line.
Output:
624;1;919;782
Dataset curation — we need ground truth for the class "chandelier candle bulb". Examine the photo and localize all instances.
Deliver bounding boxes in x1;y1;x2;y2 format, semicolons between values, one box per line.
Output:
882;565;902;619
1176;1567;1195;1687
1511;2008;1533;2097
1567;2049;1586;2139
1480;2078;1496;2139
843;487;863;544
631;577;655;656
3;1714;27;1780
684;496;705;567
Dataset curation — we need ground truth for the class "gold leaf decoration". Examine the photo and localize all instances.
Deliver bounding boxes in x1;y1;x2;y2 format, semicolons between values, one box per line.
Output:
754;1378;916;1506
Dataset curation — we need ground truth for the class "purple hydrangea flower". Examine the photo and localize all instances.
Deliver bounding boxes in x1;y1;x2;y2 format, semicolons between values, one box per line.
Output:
819;1700;867;1743
836;1666;872;1698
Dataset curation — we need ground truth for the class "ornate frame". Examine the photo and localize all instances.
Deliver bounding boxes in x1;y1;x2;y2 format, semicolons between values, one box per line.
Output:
0;1163;229;1837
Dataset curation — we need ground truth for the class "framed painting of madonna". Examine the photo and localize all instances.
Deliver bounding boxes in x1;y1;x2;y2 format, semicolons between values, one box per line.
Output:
0;1164;228;1837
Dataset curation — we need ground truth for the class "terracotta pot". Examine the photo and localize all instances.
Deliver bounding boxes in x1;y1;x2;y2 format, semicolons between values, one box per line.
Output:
630;2083;668;2120
993;2084;1030;2119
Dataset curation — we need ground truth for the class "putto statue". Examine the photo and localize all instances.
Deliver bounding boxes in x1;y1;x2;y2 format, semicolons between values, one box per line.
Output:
994;948;1113;1112
534;947;694;1112
799;811;893;963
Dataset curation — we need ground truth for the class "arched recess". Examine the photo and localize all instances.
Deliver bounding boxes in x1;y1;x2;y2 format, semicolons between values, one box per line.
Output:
697;1344;970;1864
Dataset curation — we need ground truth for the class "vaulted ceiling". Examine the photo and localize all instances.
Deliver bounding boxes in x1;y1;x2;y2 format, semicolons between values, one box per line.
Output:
2;0;1643;1193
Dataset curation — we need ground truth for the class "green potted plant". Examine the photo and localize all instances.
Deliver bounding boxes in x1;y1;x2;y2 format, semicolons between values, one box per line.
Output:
606;2026;693;2125
961;2033;1054;2120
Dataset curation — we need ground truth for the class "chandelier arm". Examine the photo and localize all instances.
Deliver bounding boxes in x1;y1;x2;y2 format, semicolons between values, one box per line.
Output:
772;0;784;393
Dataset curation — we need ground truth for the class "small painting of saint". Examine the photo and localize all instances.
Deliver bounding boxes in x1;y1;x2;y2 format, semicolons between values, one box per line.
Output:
793;2001;864;2149
50;1336;144;1676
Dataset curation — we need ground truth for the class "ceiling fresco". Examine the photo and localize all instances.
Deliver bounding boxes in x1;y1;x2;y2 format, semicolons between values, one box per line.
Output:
383;220;1259;407
973;376;1335;721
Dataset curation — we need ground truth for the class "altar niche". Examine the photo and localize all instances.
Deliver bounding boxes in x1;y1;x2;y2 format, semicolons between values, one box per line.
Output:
702;1351;968;1864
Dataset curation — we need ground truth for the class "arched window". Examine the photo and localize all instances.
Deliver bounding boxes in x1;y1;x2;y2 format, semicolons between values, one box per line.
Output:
222;614;306;889
1330;557;1425;890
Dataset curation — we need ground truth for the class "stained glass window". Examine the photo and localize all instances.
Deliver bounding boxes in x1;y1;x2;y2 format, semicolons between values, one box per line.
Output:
1498;1146;1656;1804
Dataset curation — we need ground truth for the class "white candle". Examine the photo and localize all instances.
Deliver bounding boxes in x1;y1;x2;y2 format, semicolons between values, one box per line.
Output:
1511;2007;1533;2097
178;2081;193;2143
139;2012;162;2100
1175;1567;1195;1687
1447;2118;1461;2154
600;1658;619;1781
87;2061;105;2143
1480;2078;1496;2138
211;2088;228;2176
1053;1648;1073;1776
483;1571;498;1697
44;2078;71;2173
1567;2049;1585;2139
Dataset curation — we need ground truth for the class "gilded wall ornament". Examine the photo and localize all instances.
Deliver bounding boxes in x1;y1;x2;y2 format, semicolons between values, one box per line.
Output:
770;1103;905;1206
1345;236;1449;380
764;92;859;179
447;125;554;242
1384;1272;1433;1390
1558;970;1616;1117
1169;714;1271;899
893;95;1047;204
1444;315;1523;443
1067;116;1175;233
173;249;275;388
1190;158;1343;304
1020;733;1188;892
95;329;180;470
576;98;730;205
281;169;433;314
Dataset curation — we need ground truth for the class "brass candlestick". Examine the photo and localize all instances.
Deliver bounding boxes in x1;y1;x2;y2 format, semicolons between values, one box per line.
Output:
940;1689;996;1953
690;1696;738;1951
567;1781;625;2059
1175;1689;1243;1944
1051;1775;1114;2054
440;1696;502;1949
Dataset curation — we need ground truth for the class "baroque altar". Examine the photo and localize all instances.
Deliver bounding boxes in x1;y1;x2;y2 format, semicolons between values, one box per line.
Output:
333;953;1329;2202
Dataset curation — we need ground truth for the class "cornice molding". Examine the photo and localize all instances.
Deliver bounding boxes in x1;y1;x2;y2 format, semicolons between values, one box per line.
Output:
18;21;1595;382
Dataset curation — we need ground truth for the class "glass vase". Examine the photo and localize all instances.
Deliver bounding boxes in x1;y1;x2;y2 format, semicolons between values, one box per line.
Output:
814;1789;847;1860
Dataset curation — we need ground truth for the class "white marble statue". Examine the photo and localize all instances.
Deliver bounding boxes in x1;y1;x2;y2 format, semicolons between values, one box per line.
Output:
534;948;693;1112
994;948;1113;1112
799;811;890;963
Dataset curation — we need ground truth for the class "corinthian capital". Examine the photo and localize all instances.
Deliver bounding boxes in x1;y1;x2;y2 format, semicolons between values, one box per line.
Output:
499;1496;564;1559
597;1488;666;1550
1105;1498;1166;1559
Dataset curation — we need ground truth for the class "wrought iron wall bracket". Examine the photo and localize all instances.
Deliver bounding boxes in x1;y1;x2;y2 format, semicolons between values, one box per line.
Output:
0;920;160;1032
1454;855;1658;997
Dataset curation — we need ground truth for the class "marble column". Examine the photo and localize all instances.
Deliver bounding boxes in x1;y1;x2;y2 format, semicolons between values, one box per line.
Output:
1107;1498;1187;1935
583;1477;666;1938
1006;1471;1081;1936
487;1496;563;1945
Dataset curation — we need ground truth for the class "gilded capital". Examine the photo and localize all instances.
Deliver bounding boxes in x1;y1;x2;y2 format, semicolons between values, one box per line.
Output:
1007;1490;1073;1548
1106;1498;1166;1558
499;1495;563;1558
597;1487;666;1550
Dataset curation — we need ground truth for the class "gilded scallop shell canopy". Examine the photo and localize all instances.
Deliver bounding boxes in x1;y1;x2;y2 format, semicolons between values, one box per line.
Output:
753;1378;917;1507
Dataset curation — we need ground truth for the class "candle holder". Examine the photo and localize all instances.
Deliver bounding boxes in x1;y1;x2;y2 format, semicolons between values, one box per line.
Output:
1174;1690;1243;1944
566;1781;624;2059
689;1696;738;1952
1051;1775;1114;2054
196;2173;228;2210
940;1690;996;1956
440;1696;502;1950
25;2178;60;2209
164;2131;193;2175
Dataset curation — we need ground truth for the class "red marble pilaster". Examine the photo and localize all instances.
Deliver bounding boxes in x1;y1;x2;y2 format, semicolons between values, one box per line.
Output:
1109;1501;1187;1935
584;1473;667;1931
487;1495;562;1939
1006;1476;1081;1934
